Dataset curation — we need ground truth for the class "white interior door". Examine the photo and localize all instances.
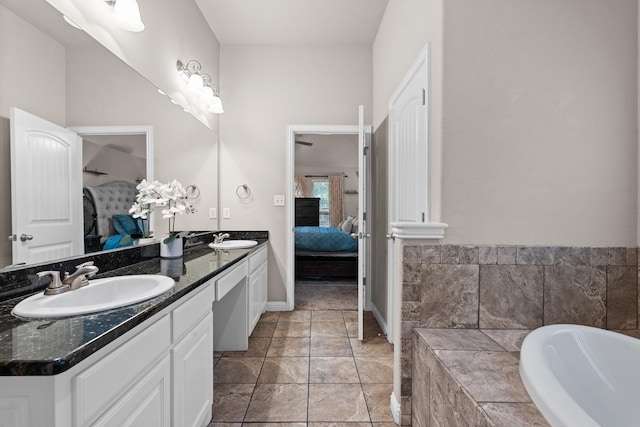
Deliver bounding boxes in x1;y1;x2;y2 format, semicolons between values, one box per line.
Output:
10;108;83;264
356;105;371;341
387;45;430;345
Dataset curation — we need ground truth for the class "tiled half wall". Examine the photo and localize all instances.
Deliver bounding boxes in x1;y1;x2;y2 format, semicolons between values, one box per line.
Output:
400;243;639;425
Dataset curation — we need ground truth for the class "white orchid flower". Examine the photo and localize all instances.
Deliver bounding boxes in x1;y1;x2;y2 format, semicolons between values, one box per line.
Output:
130;178;196;236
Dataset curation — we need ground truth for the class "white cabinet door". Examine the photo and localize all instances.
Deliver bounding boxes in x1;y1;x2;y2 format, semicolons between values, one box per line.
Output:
93;355;171;427
249;269;261;333
172;312;214;427
257;261;268;315
74;316;170;426
248;246;268;334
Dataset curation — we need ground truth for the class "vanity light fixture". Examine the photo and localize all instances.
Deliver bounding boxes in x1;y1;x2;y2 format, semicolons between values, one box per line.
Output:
105;0;145;32
176;59;224;114
177;60;205;88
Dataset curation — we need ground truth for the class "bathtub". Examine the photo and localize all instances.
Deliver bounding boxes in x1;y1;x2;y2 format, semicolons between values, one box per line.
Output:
519;324;640;427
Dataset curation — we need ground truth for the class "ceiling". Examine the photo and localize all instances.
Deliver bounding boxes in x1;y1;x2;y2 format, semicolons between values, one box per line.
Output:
195;0;389;45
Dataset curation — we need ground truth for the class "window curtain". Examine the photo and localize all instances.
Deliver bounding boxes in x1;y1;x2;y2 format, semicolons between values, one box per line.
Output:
295;176;309;197
329;176;344;227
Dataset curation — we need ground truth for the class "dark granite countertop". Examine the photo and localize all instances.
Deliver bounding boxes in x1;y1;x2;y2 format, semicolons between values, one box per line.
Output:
0;232;268;376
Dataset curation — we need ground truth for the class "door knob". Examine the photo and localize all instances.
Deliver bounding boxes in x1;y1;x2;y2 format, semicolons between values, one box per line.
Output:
7;235;16;241
351;232;371;239
20;234;33;242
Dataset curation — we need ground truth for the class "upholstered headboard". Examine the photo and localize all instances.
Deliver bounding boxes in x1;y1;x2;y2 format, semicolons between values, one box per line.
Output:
84;181;138;243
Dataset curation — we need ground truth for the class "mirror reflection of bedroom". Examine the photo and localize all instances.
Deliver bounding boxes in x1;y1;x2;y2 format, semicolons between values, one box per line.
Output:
294;133;360;310
82;133;148;253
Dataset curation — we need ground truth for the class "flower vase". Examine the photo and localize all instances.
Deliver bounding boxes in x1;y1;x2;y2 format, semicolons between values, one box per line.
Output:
160;237;183;258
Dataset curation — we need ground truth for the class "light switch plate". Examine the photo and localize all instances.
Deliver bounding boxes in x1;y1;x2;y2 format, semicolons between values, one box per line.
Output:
209;208;217;219
223;208;230;219
274;195;285;206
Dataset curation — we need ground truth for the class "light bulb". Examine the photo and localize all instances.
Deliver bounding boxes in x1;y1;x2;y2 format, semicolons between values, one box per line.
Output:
201;86;215;101
112;0;145;32
188;73;204;89
208;96;224;114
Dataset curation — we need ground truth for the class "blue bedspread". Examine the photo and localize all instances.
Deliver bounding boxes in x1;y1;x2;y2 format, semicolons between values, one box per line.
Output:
294;226;357;252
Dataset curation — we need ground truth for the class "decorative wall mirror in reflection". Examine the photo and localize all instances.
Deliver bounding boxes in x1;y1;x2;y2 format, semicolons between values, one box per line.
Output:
0;0;213;270
72;125;154;255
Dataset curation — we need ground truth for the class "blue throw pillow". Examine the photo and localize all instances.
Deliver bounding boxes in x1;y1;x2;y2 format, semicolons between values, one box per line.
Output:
112;214;141;235
103;234;134;250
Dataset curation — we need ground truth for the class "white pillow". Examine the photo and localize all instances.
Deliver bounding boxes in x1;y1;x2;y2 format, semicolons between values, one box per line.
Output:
351;218;359;234
341;216;355;233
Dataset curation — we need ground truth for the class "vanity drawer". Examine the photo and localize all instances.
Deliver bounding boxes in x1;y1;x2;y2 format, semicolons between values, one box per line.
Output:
73;315;171;426
249;245;267;273
172;282;214;342
216;259;248;301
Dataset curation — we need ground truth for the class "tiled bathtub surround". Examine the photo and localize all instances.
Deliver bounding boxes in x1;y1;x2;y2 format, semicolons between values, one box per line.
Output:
401;244;639;425
412;328;550;427
403;244;638;330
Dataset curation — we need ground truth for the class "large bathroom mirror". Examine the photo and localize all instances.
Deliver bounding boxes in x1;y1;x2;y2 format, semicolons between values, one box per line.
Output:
0;0;219;269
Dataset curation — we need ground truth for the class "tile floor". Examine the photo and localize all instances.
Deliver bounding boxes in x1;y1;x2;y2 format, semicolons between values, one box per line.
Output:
294;282;358;311
209;307;395;427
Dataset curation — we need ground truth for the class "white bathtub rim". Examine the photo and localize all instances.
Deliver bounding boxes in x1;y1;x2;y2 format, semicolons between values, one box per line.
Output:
519;324;624;427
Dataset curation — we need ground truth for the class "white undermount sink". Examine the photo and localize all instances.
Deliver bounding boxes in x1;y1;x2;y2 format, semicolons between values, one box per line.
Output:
208;240;258;250
12;275;175;319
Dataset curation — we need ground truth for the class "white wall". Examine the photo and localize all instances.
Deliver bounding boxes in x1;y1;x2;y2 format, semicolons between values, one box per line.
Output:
442;0;638;246
0;5;65;124
66;45;219;233
82;138;146;187
373;0;638;246
0;5;67;267
48;0;221;131
373;0;444;222
220;45;372;302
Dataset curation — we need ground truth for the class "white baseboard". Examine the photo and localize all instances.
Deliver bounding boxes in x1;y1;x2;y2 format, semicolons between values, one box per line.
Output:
390;391;401;425
371;303;390;342
266;301;289;312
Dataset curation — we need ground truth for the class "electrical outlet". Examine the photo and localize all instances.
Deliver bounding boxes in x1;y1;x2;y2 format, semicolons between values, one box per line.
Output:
274;195;285;206
209;208;217;219
223;208;230;219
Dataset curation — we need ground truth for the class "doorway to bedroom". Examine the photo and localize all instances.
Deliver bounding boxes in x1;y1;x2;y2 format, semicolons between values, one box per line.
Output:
292;132;360;311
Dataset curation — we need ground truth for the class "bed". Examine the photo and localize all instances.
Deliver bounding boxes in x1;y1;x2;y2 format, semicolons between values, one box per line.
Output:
83;180;141;251
294;198;358;278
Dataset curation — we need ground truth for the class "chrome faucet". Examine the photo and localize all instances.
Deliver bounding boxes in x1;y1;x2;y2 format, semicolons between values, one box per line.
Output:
37;261;99;295
62;261;99;291
38;270;69;295
213;233;230;244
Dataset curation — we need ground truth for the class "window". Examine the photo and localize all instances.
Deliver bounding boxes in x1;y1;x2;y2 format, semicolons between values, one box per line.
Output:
311;179;330;227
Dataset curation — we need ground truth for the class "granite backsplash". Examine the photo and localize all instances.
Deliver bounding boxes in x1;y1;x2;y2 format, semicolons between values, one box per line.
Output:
0;231;268;302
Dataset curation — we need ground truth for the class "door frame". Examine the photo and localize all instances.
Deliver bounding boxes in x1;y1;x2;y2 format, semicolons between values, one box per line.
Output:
285;124;371;312
69;125;154;233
